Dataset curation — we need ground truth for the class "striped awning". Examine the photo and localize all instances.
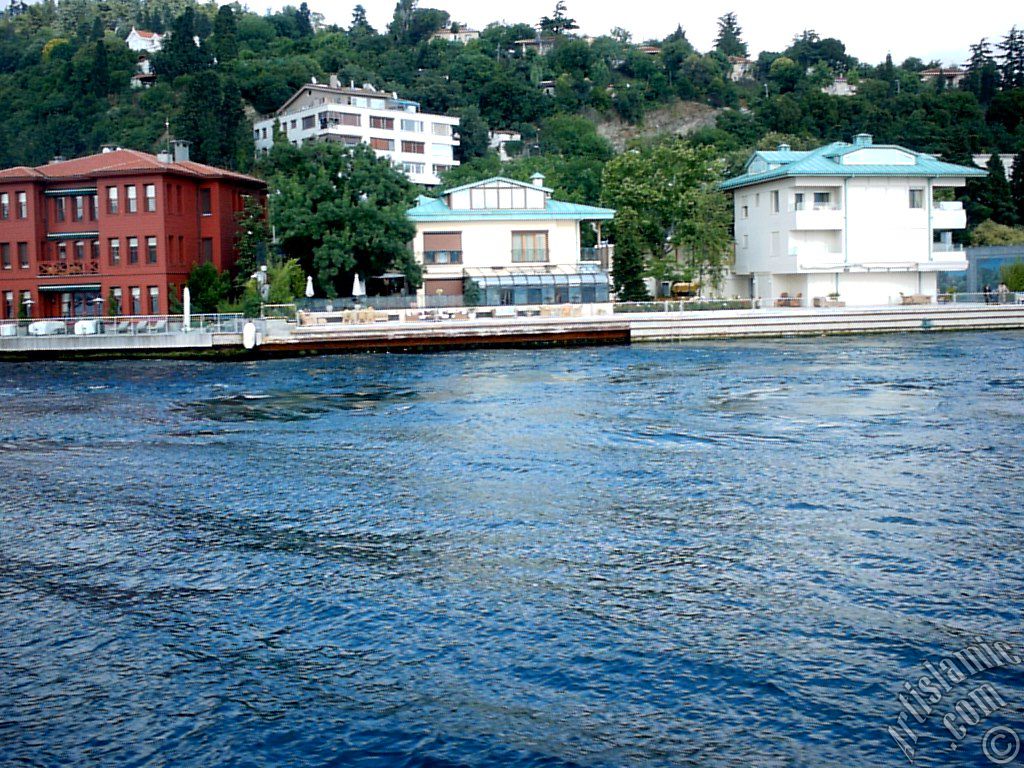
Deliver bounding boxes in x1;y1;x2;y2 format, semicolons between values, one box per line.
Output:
37;284;101;292
46;232;99;240
43;188;97;197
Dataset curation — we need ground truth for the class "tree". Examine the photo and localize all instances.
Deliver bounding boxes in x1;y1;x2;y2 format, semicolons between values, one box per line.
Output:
979;153;1018;226
540;2;578;36
267;142;419;298
1010;151;1024;225
233;195;271;295
601;141;732;298
155;7;212;80
90;38;110;97
997;26;1024;89
963;38;1000;104
187;262;229;313
714;12;746;57
211;4;239;63
177;70;222;164
454;105;489;162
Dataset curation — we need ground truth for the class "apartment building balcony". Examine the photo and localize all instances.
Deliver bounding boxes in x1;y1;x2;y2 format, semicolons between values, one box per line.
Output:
931;201;966;230
791;204;843;231
38;257;100;277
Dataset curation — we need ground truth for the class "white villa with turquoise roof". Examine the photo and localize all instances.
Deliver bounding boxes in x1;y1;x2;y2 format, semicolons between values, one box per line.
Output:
720;134;986;306
407;174;616;308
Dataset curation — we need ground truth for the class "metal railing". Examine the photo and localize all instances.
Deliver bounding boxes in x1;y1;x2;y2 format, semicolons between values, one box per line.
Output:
0;313;246;339
937;291;1022;304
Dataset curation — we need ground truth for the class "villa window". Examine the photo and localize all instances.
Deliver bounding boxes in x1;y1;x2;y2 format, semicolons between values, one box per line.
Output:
302;115;315;130
432;123;451;137
0;192;8;219
401;119;423;132
126;185;137;213
794;192;805;211
370;116;394;130
130;286;141;315
148;286;159;314
16;191;27;218
145;184;156;212
3;291;12;319
128;236;138;264
199;188;212;216
402;141;425;154
1;243;9;269
146;236;158;264
55;197;66;222
770;190;780;213
813;192;831;210
107;186;119;214
423;232;462;264
18;242;28;268
111;287;122;314
73;195;85;221
109;238;120;265
90;194;98;220
512;231;548;263
909;189;924;209
370;137;395;151
201;238;213;263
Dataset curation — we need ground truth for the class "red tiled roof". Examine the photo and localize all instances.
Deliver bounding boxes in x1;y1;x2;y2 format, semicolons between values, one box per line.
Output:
0;149;265;186
0;165;45;181
136;29;158;38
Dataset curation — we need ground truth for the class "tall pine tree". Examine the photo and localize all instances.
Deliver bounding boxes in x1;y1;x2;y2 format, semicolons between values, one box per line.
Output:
714;12;747;57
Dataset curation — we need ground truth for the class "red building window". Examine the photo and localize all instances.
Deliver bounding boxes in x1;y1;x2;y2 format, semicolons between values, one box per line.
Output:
107;186;118;214
109;238;120;265
54;197;66;222
146;236;157;264
128;237;138;264
401;141;425;154
16;191;27;218
126;185;137;214
1;243;10;269
199;188;212;216
145;184;156;212
0;192;8;219
18;242;28;268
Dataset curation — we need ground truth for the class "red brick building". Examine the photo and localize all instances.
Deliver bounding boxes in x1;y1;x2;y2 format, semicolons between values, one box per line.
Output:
0;145;266;319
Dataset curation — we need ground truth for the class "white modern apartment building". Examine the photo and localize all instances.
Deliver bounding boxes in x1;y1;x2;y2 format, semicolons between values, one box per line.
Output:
253;77;460;186
720;134;986;306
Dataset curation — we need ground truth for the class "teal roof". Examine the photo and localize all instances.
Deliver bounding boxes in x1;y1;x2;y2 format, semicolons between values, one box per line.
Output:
721;139;986;191
408;191;615;223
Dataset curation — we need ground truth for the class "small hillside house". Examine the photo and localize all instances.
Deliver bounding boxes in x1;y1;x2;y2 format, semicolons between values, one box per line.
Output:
720;134;986;306
407;175;615;307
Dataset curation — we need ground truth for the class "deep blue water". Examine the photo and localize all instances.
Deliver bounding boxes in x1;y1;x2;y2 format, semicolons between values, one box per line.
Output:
2;334;1023;768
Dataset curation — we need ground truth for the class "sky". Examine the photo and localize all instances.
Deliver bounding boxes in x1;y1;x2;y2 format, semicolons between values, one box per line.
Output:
284;0;1020;66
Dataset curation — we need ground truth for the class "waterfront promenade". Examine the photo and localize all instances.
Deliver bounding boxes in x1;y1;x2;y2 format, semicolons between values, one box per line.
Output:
2;301;1024;358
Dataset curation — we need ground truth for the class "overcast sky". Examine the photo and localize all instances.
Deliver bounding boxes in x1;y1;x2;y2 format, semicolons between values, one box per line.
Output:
284;0;1019;66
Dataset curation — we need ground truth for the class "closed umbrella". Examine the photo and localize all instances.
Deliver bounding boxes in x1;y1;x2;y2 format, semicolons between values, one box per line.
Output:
182;286;191;332
305;276;314;299
352;273;366;299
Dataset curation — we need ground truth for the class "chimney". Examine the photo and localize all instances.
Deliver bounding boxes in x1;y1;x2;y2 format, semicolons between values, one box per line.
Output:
329;74;340;89
49;155;66;164
101;144;119;154
853;133;873;147
777;143;791;152
171;140;190;162
156;151;173;163
531;172;546;187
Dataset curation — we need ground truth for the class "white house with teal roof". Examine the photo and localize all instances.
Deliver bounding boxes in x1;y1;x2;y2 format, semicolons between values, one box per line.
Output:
406;174;616;308
720;134;986;306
